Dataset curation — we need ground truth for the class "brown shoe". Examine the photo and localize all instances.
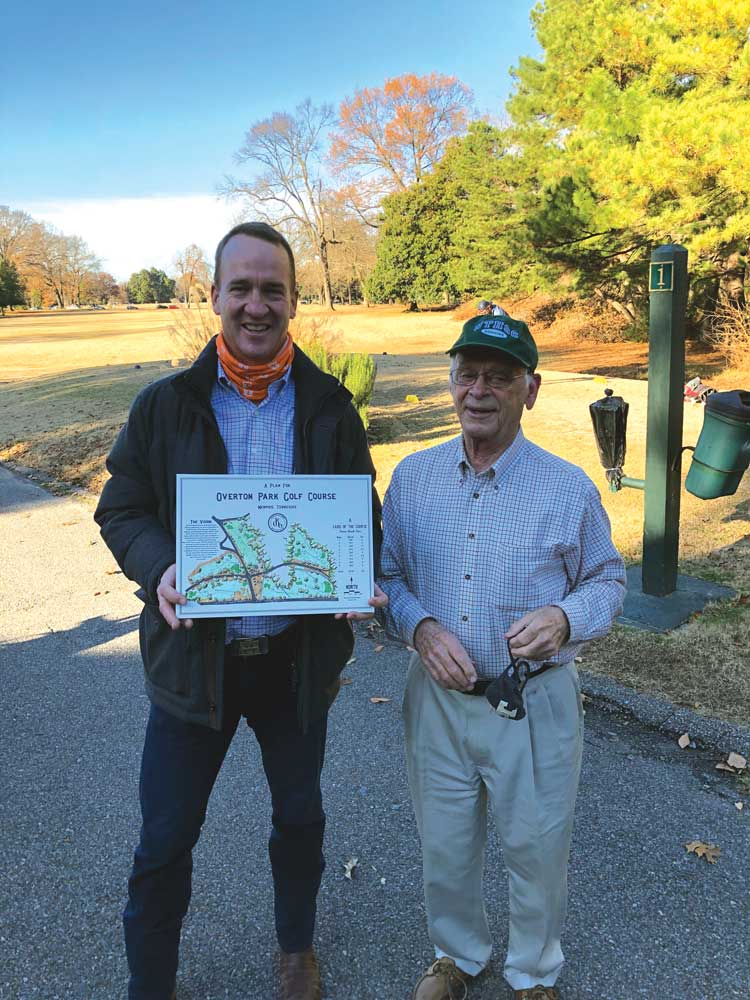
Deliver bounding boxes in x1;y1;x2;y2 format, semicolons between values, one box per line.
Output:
278;948;321;1000
412;957;470;1000
513;987;560;999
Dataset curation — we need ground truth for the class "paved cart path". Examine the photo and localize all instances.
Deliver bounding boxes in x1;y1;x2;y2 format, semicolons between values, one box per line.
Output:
1;465;748;1000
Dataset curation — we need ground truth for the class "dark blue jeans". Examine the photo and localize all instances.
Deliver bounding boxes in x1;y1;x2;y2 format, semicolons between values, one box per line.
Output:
124;654;327;1000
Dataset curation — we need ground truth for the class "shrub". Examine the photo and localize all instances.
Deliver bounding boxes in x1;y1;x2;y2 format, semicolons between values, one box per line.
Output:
531;296;577;325
290;313;342;354
167;308;376;426
292;315;376;427
328;353;378;426
566;299;633;343
707;301;750;371
167;300;220;361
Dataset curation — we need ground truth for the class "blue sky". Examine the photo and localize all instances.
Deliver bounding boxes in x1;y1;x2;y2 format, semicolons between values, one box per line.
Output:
2;0;540;278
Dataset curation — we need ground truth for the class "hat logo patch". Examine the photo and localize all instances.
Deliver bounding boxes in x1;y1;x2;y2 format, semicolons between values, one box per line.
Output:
478;319;520;340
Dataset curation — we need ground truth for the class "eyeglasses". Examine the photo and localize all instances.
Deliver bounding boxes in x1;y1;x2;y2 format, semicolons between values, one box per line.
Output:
450;369;528;390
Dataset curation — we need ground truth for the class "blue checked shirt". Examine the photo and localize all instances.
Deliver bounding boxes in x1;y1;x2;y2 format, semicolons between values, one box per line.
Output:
211;359;296;640
379;430;626;677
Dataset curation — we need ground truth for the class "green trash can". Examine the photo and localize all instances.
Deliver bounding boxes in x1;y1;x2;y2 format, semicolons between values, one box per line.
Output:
685;389;750;499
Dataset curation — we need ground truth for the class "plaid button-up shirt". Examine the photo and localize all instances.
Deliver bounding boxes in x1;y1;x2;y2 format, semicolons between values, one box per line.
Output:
379;430;625;677
210;359;296;640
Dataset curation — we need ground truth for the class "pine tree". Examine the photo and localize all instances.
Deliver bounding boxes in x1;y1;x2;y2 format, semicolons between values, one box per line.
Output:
0;257;26;315
367;161;460;307
505;0;750;324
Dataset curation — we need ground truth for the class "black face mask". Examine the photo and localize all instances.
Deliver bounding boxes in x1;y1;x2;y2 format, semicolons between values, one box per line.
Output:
484;642;532;720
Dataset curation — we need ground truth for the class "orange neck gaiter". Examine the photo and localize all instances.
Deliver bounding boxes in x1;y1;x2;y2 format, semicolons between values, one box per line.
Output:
216;332;294;403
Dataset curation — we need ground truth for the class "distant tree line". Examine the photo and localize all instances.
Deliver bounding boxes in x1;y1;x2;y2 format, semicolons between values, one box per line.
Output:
0;207;216;313
0;205;113;312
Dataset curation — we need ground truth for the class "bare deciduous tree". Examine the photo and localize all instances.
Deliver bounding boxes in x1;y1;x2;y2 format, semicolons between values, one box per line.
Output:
225;99;340;309
173;243;211;307
326;194;378;305
24;224;100;307
0;205;34;261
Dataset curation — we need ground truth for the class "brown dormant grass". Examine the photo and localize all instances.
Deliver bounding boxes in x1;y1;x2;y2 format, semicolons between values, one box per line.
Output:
1;302;748;725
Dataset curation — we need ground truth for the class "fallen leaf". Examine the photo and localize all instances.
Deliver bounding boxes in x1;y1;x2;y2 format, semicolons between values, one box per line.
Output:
405;394;420;403
406;645;415;652
685;841;720;863
346;657;356;665
105;569;122;576
727;752;747;770
737;593;749;605
574;656;583;663
678;733;691;749
374;644;384;653
716;762;737;773
93;591;101;596
61;521;79;526
343;857;358;880
735;802;744;811
340;677;353;686
370;697;390;704
580;692;590;703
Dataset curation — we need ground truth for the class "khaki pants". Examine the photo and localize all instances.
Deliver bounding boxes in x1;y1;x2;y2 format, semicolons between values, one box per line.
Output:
403;656;584;992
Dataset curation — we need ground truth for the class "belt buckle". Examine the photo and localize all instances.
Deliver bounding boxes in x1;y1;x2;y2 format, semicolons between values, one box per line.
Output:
235;636;269;657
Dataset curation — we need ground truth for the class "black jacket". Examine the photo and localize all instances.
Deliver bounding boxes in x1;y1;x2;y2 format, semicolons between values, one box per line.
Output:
95;338;382;731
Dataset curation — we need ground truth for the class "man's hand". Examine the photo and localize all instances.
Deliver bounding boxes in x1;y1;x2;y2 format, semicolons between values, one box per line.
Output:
506;605;569;660
335;583;389;621
413;618;477;691
157;563;193;631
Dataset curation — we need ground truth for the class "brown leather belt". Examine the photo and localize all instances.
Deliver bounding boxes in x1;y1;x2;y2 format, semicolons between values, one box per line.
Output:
225;624;298;659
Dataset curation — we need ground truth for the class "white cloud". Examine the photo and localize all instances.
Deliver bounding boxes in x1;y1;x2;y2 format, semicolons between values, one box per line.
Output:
18;195;247;281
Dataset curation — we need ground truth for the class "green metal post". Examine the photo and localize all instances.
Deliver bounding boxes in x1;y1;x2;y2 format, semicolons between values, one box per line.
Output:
642;244;688;596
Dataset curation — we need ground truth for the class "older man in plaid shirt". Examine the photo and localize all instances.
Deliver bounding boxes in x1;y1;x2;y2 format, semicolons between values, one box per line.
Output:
379;314;625;1000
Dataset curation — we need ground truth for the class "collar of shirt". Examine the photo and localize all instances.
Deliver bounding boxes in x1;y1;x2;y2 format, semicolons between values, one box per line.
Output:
458;427;527;479
216;356;293;405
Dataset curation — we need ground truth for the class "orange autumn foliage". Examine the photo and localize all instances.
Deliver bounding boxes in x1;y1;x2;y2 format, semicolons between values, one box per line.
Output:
331;72;473;191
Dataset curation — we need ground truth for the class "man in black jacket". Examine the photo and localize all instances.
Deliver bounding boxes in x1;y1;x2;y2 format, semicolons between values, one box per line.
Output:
95;222;384;1000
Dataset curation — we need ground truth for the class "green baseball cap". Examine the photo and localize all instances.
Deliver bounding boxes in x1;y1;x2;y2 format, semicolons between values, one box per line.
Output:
447;314;538;371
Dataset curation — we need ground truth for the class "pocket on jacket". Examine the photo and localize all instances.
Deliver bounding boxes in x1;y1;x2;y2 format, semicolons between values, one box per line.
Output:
139;603;191;697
